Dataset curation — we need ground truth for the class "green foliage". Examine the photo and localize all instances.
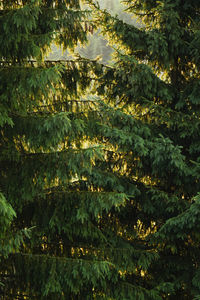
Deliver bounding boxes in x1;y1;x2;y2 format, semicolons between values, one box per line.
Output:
0;0;153;299
86;0;200;299
0;192;16;236
2;0;200;299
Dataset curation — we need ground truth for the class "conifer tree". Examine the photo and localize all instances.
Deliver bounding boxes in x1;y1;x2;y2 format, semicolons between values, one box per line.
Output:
86;0;200;299
0;0;130;299
2;0;200;299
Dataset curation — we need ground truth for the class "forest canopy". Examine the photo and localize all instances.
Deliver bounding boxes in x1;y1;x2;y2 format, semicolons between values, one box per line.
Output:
1;0;200;299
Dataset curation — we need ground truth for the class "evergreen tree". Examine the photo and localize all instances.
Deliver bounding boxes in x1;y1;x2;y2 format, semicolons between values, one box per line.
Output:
86;0;200;299
2;0;200;299
0;0;130;299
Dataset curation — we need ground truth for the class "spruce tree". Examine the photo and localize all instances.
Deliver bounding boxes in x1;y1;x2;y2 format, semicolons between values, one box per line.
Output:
0;0;129;299
86;0;200;299
2;0;200;299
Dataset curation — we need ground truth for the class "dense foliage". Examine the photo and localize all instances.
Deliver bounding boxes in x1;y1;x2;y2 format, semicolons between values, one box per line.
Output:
0;0;130;299
87;0;200;299
1;0;200;299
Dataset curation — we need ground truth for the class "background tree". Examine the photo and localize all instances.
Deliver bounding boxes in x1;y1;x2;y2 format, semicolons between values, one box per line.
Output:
0;0;131;299
86;0;200;299
77;0;137;64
